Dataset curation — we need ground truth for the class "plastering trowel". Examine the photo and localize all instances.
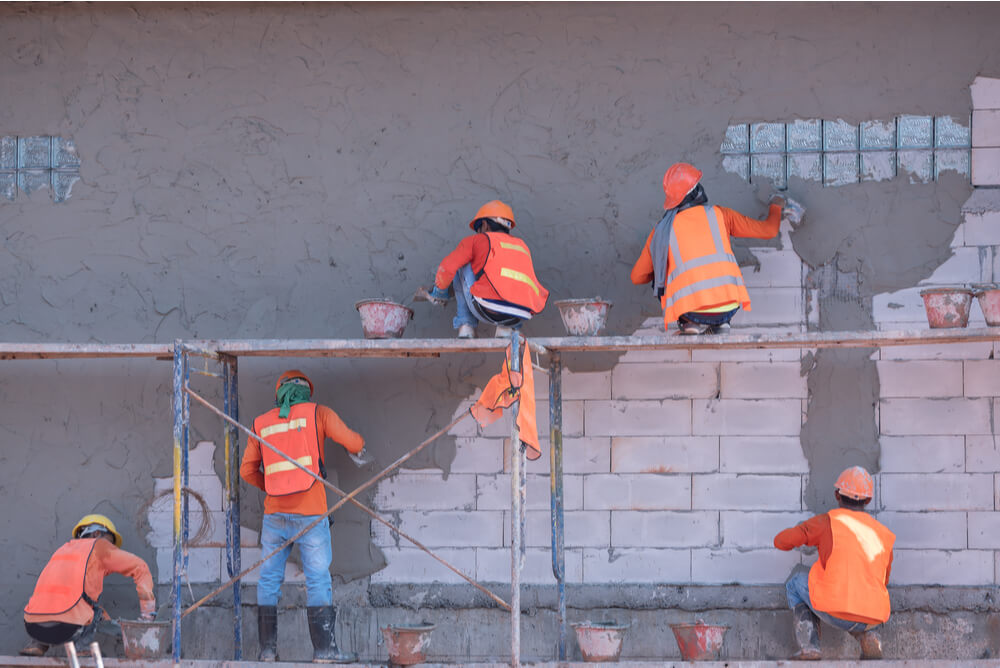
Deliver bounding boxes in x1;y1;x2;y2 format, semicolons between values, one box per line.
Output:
771;193;806;227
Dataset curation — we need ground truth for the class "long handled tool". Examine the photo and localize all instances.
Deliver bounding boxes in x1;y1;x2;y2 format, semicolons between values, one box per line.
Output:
181;388;511;615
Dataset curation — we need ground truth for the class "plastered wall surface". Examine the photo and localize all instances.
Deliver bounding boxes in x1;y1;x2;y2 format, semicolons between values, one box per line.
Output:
2;2;1000;659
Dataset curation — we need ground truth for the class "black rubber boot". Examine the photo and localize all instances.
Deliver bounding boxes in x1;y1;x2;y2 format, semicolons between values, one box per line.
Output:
851;629;883;660
257;605;278;662
791;603;821;660
307;606;357;664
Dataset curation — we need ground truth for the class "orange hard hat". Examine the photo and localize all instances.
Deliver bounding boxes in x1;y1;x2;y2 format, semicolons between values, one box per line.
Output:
469;200;516;230
275;370;314;399
834;466;874;501
662;163;702;209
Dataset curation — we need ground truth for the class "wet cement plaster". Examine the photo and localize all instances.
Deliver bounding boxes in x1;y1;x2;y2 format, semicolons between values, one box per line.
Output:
1;2;1000;655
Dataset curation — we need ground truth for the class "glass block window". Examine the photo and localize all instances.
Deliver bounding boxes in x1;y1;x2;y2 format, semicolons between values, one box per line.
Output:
0;136;81;202
721;116;970;188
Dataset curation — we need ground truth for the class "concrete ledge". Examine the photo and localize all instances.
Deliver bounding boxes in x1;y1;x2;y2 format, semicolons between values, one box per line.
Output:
4;659;1000;667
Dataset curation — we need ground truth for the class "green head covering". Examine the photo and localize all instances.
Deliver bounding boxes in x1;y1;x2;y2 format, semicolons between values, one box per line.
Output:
276;379;311;418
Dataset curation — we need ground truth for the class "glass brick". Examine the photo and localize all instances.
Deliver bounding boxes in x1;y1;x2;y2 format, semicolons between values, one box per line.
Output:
935;116;971;148
0;137;15;170
897;115;933;149
722;155;750;181
52;172;81;203
823;120;858;151
18;170;49;194
751;153;786;189
52;137;81;169
898;150;933;183
934;149;971;178
860;151;896;182
750;122;785;153
0;172;15;201
721;125;749;154
788;153;823;182
823;152;859;187
18;136;51;169
787;119;822;152
860;120;895;150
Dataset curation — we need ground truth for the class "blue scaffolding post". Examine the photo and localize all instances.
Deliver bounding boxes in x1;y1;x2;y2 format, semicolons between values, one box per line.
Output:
170;341;188;666
548;350;567;660
222;354;242;660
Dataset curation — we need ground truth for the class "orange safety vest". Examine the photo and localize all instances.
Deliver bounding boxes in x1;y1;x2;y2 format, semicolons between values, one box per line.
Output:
24;538;99;617
660;206;751;324
253;403;322;496
808;508;896;623
473;232;549;315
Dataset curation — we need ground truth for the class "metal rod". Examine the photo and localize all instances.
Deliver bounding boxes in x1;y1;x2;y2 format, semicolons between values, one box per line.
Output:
171;342;184;666
90;641;105;668
183;354;191;577
63;642;80;668
222;355;242;660
509;330;524;668
548;351;567;660
181;388;507;614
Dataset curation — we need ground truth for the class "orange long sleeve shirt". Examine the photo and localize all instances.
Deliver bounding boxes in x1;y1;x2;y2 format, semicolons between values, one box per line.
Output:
434;234;504;301
24;539;155;626
240;404;364;516
774;512;894;584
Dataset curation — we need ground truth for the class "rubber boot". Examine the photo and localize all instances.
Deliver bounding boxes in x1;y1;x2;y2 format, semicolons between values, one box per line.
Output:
257;605;278;662
19;638;49;656
791;603;822;660
307;606;357;664
851;629;883;660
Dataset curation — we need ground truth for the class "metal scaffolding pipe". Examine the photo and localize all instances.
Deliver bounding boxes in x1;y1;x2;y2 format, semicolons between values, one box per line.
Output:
222;355;241;660
171;342;185;666
509;331;525;668
548;351;567;660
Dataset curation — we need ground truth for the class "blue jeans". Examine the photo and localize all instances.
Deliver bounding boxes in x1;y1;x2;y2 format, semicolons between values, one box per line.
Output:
785;569;879;633
679;307;740;326
452;264;522;330
258;513;333;607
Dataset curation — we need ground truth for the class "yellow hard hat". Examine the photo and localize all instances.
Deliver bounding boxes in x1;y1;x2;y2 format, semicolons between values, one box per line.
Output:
72;514;123;548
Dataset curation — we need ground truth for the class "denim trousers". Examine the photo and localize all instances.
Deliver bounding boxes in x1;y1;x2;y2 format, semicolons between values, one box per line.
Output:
452;264;522;330
258;513;333;607
785;569;879;633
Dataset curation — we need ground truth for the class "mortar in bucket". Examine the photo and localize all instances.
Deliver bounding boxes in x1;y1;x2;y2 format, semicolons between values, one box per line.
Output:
571;620;628;662
555;298;613;336
670;621;728;661
919;286;974;328
381;622;436;666
355;299;414;339
973;284;1000;326
120;619;171;660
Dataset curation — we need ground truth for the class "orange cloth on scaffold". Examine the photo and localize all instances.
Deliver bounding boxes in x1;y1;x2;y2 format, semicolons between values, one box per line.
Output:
470;342;541;460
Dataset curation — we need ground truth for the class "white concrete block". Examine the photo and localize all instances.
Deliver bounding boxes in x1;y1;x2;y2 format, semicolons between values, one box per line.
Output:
516;510;611;548
876;361;964;398
720;511;810;548
963;212;1000;246
721;363;807;399
967;434;1000;472
693;399;802;436
964;360;1000;397
448;401;479;437
611;436;719;473
477;547;583;584
190;441;217;473
873;288;928;325
476;473;583;511
532;368;612;401
690;548;800;584
583;473;691;511
920;246;992;285
582;547;690;583
239;547;261;584
880;341;993;361
880;398;992;435
720;437;808;473
394;510;504;548
741;250;804;288
879;436;964;473
968;511;1000;548
611;362;718;400
504;436;610;474
371;547;476;584
585;400;692;437
730;288;804;327
691;334;802;362
480;400;585;438
876;511;967;549
973;148;1000;186
890;549;994;586
974;109;1000;147
972;76;1000;109
450;437;504;474
375;472;476;511
187;474;224;511
881;473;994;511
692;474;801;511
156;546;221;584
611;510;719;547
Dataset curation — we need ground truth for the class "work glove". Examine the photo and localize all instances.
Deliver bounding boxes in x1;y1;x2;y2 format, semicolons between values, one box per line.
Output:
415;286;448;307
140;598;157;620
348;447;374;468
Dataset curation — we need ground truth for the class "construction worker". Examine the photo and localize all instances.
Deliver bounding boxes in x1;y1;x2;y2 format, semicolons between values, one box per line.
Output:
630;163;783;334
417;199;549;339
21;514;155;657
773;466;895;661
241;369;366;663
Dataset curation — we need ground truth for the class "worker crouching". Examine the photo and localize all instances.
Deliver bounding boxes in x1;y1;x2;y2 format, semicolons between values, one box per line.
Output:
773;466;895;661
21;514;155;658
241;369;367;663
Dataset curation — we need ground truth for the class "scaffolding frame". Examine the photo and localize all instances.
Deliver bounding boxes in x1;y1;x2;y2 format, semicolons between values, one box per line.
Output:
3;325;998;666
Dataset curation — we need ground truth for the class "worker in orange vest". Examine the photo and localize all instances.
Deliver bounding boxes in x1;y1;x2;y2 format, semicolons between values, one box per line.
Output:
774;466;895;661
418;200;549;339
20;514;155;658
241;369;366;663
631;163;783;334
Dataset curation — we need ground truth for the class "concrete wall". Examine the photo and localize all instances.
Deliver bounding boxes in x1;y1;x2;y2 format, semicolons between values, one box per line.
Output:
2;2;1000;660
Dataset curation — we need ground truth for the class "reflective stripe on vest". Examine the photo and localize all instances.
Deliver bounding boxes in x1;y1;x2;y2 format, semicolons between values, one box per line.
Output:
499;267;541;296
253;403;321;496
24;538;99;617
264;455;314;476
260;418;308;438
663;206;742;311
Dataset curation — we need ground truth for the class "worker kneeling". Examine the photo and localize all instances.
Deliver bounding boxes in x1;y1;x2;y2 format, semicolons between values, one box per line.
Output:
773;467;895;661
241;370;367;663
21;514;155;658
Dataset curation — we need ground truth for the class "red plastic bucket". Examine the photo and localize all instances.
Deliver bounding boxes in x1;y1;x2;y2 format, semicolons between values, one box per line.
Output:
670;621;728;661
355;299;413;339
571;621;628;662
919;287;974;328
381;623;435;666
973;284;1000;326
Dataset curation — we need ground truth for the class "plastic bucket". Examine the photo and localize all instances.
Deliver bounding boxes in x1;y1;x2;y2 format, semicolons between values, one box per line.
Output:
555;298;612;336
571;621;628;662
973;284;1000;326
919;287;974;328
381;623;435;666
120;620;171;660
355;299;414;339
669;622;728;661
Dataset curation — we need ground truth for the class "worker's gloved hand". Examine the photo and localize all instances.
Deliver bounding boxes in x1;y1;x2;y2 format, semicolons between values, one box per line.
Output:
768;194;786;209
140;599;157;620
415;285;448;307
348;448;374;468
